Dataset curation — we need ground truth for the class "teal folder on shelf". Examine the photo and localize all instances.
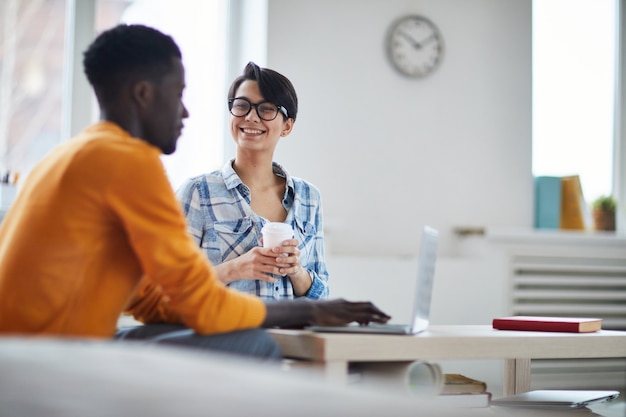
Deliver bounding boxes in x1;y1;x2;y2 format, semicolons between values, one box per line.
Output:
534;176;561;229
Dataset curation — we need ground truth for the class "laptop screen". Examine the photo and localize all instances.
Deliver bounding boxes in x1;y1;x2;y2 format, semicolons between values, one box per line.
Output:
410;226;438;333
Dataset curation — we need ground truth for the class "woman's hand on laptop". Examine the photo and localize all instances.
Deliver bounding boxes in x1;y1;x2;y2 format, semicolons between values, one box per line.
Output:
262;298;391;328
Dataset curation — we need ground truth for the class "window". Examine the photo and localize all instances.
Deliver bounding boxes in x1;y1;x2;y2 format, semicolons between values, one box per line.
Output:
532;0;617;202
116;0;228;189
0;0;68;182
0;0;228;191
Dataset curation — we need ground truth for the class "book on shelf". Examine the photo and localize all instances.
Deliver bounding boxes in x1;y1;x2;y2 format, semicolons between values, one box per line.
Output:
440;373;487;394
534;176;561;229
434;373;490;408
434;392;492;408
533;174;590;230
559;175;588;230
492;316;602;333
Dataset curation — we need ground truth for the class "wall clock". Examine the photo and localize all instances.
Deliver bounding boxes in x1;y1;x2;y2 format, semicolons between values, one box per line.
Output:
386;15;444;78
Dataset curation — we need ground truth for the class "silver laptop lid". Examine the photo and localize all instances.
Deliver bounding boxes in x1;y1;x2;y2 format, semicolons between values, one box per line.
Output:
409;226;439;333
304;225;439;335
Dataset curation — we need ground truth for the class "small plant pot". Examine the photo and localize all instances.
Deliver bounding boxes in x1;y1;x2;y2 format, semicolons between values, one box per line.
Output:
592;209;616;231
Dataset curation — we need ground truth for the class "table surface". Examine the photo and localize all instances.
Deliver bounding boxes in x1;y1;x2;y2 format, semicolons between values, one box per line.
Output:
269;325;626;415
269;325;626;362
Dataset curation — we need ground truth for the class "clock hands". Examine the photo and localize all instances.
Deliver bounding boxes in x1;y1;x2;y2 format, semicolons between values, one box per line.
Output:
397;31;437;49
419;34;437;47
397;31;421;48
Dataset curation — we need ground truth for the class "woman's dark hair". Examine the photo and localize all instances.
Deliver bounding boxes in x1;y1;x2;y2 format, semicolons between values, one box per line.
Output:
83;24;181;103
228;62;298;121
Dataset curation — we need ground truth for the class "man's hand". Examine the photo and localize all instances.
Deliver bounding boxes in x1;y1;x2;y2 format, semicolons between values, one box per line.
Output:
262;298;391;329
309;299;391;326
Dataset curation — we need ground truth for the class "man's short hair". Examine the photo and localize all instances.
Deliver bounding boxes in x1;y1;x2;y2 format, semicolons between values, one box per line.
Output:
83;24;182;103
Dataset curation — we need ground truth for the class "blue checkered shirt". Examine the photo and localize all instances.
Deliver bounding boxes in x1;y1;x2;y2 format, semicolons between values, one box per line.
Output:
176;160;329;300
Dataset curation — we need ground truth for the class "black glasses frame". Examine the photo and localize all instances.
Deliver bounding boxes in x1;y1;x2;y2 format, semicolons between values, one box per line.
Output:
228;97;288;121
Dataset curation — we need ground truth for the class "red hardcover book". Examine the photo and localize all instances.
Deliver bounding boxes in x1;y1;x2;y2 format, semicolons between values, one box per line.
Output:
492;316;602;333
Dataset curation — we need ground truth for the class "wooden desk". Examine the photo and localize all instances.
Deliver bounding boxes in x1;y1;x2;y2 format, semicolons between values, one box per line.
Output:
269;325;626;396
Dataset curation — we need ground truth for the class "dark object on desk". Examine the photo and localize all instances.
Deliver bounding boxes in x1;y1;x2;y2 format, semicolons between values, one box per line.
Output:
492;316;602;333
491;390;619;410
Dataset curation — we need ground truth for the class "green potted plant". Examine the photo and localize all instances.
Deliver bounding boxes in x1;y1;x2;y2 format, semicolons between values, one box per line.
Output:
591;195;616;231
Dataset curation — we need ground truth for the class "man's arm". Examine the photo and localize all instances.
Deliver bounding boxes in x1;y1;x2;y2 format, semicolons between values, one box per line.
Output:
109;147;265;334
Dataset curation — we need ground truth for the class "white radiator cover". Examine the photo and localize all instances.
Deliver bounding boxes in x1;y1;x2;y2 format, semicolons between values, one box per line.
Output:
511;254;626;329
502;233;626;392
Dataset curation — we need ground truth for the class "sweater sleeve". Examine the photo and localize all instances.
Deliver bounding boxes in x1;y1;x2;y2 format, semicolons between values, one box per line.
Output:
108;145;265;334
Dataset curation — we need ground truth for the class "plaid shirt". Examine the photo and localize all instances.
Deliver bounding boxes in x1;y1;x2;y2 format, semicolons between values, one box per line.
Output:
176;160;329;300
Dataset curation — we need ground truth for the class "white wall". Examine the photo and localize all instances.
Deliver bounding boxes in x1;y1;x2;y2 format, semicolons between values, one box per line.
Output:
259;0;532;395
266;0;533;257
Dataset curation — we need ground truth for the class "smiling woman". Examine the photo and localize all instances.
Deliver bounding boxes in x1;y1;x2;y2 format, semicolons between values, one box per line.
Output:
176;62;331;302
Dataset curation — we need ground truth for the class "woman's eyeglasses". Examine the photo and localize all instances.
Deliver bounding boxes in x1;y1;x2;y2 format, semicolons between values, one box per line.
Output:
228;97;288;121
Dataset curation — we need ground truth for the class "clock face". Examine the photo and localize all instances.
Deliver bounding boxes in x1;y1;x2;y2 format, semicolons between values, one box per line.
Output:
386;15;444;78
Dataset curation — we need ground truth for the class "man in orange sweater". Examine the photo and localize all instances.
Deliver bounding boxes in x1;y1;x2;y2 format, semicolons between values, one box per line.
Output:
0;24;389;359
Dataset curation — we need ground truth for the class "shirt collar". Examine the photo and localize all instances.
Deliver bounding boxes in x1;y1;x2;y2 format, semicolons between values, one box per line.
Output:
88;121;132;138
86;121;162;154
221;159;295;199
221;159;243;190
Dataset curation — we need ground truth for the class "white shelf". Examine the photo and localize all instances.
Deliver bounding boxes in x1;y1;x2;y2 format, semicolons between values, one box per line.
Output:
486;228;626;247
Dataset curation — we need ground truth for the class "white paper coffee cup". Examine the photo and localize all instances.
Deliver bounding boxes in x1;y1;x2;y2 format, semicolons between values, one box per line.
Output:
352;361;443;398
406;361;443;397
261;222;294;248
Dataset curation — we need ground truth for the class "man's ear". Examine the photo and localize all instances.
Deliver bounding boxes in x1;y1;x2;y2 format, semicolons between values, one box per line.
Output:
131;80;154;111
280;118;295;137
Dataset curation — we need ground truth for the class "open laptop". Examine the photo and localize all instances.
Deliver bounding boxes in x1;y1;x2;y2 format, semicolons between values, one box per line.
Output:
306;225;439;335
491;390;620;410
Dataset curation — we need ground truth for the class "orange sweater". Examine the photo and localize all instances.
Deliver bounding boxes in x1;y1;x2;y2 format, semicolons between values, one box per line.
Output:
0;122;265;338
